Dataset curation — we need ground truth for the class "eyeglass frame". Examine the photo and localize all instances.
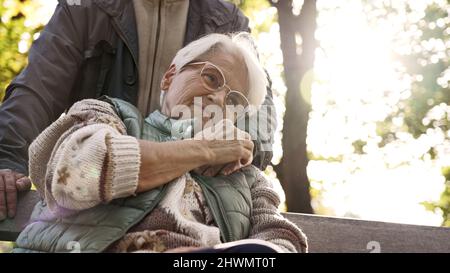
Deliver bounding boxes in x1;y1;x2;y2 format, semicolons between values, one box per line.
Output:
177;61;250;108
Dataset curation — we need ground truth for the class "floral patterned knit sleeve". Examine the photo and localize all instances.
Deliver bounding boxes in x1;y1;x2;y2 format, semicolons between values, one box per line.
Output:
248;166;308;253
28;99;141;213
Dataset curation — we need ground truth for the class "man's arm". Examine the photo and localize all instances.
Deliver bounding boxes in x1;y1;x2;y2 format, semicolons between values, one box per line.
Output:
0;1;87;175
0;1;88;220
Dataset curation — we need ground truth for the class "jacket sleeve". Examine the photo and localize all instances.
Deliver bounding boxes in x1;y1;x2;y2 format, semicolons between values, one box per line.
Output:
231;6;277;171
248;167;308;253
29;99;140;213
0;1;88;175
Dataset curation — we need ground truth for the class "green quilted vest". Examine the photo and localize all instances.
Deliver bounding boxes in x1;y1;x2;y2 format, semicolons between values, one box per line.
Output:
13;97;256;253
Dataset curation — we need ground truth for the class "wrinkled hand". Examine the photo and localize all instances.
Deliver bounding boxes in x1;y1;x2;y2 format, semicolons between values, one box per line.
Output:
193;119;254;177
0;169;32;221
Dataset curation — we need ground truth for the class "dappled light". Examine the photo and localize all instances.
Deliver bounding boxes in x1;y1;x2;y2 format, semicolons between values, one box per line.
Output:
243;0;450;226
0;1;449;248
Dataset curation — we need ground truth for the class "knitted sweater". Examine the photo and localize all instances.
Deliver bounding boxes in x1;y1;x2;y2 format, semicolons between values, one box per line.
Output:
28;99;308;253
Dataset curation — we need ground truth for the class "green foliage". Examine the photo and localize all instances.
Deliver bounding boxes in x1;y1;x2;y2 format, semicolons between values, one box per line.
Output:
363;1;450;226
227;0;274;35
400;3;449;224
0;0;44;101
377;2;450;142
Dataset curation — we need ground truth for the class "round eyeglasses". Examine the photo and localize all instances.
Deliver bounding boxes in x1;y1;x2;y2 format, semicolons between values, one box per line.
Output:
179;61;250;108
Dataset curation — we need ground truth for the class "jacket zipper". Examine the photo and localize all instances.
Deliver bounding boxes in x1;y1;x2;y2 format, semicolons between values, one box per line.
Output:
149;0;162;95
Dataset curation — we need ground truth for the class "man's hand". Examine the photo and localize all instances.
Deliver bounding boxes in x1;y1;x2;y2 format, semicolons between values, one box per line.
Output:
0;169;32;220
193;119;254;177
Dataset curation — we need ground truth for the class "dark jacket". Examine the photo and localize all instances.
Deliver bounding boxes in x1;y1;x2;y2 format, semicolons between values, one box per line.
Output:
0;0;275;175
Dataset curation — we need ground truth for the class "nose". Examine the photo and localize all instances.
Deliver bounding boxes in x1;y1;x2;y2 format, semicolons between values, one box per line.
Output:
206;89;227;108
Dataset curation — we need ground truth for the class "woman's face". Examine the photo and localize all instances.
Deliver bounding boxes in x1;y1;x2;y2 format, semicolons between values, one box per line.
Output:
161;47;249;124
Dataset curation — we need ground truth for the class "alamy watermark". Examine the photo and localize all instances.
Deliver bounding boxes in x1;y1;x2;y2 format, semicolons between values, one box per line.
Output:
169;97;276;152
66;0;81;6
66;241;81;253
366;241;381;253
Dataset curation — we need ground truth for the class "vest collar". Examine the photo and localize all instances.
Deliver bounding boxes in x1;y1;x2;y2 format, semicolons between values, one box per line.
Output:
146;110;198;140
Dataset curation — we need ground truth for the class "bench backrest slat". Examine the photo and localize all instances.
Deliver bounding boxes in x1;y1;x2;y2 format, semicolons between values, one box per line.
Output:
282;212;450;253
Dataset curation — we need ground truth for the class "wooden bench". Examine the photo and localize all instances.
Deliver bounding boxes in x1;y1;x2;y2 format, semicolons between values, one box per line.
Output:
1;190;449;252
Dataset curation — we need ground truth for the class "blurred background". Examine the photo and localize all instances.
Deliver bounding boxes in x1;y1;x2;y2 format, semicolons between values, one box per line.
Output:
0;0;449;252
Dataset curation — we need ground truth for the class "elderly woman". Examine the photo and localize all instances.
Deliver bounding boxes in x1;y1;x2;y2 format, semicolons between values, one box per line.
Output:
14;33;307;253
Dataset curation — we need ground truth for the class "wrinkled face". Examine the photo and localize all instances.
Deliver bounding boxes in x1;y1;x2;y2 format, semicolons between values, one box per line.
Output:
160;46;249;124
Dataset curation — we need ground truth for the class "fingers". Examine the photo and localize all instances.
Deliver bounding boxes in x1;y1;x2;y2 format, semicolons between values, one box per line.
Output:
0;170;28;220
0;174;6;220
201;139;254;167
202;165;226;177
16;176;32;192
194;119;251;142
4;171;17;218
211;141;253;176
196;144;252;177
220;156;250;176
240;142;254;166
194;165;224;177
193;166;208;175
220;162;240;176
239;139;254;151
231;140;254;162
194;119;254;176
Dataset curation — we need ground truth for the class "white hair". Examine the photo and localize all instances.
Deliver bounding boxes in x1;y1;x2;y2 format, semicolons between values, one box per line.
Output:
160;32;268;108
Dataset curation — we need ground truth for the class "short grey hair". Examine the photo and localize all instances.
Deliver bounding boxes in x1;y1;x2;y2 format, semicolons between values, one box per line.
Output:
160;32;267;108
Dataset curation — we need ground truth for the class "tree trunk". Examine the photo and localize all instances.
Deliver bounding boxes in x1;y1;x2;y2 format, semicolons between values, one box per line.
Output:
271;0;317;213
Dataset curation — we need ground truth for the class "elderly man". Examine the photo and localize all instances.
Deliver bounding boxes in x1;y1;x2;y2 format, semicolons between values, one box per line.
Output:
0;0;276;221
13;33;306;253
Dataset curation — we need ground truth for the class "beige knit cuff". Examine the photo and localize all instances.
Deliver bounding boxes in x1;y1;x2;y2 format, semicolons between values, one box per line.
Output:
68;99;117;116
103;134;141;202
67;99;127;134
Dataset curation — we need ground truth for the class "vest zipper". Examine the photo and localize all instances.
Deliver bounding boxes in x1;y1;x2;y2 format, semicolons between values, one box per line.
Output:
194;175;233;242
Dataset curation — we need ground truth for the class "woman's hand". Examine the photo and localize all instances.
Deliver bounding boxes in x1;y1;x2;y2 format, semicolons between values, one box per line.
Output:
136;133;253;192
193;119;254;177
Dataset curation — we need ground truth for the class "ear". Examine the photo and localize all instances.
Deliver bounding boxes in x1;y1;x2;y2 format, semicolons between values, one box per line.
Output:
161;64;177;91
